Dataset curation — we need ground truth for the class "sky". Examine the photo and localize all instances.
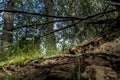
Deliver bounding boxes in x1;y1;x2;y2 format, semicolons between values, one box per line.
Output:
0;0;2;2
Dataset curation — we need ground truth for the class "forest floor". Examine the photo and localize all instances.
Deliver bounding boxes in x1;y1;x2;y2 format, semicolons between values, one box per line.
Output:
0;36;120;80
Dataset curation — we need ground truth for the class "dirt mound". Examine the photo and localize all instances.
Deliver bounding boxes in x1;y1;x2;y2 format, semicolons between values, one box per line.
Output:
1;37;120;80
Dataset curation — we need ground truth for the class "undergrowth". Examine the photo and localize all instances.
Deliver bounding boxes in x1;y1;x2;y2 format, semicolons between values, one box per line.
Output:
0;40;61;67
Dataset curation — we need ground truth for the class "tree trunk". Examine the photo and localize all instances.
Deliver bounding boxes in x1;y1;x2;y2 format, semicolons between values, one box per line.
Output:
44;0;56;54
1;0;14;54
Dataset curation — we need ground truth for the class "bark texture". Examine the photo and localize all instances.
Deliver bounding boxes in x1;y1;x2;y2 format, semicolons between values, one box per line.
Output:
44;0;56;52
1;0;14;54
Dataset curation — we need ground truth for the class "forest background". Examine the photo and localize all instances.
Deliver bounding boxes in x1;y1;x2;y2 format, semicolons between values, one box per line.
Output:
0;0;119;65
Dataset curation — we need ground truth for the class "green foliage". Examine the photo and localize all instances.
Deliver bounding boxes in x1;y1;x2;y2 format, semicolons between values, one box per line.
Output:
46;47;61;56
0;38;61;67
0;0;120;64
8;38;38;54
66;65;85;80
0;54;8;62
0;48;42;67
0;39;42;66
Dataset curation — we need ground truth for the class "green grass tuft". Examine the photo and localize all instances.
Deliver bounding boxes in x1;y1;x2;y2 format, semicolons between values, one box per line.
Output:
0;40;61;67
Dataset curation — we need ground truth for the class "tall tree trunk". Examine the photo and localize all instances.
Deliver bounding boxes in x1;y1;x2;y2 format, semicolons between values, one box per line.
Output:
1;0;14;54
44;0;56;54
